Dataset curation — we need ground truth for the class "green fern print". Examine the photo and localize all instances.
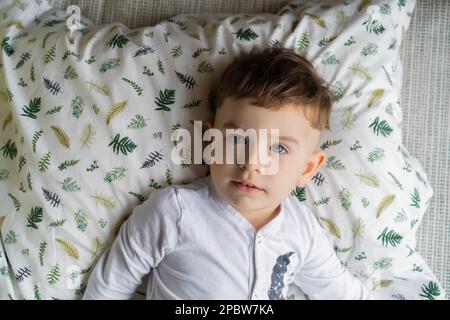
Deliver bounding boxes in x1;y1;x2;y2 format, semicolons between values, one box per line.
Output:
419;281;441;300
233;28;259;41
27;207;43;230
108;134;137;155
377;227;403;247
154;89;176;111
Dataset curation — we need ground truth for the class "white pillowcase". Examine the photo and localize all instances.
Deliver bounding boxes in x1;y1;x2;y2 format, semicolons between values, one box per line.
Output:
0;0;444;299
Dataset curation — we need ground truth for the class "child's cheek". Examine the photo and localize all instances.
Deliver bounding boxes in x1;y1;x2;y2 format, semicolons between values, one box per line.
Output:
260;152;282;176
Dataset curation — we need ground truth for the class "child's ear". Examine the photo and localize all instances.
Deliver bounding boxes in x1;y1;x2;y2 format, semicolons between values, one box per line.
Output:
297;151;326;187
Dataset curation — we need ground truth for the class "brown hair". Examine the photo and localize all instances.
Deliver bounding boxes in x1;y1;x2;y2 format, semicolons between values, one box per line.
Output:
212;46;333;130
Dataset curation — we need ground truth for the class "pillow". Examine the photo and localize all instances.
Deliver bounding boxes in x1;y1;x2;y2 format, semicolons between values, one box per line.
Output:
0;0;444;300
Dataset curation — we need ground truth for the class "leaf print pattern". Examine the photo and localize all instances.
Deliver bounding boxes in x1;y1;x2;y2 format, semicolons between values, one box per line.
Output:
233;28;259;41
85;80;110;96
47;264;60;285
0;0;443;301
154;89;176;111
1;140;17;159
26;207;43;230
377;227;403;247
90;194;116;209
108;133;137;155
80;123;96;149
296;31;309;54
367;89;384;108
369;116;393;137
56;239;80;260
319;217;342;239
419;281;441;300
105;101;128;125
21;97;41;119
375;194;396;219
107;33;130;48
50;126;70;149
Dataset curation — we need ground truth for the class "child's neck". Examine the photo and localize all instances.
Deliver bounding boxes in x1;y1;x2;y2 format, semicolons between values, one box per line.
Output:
239;203;281;233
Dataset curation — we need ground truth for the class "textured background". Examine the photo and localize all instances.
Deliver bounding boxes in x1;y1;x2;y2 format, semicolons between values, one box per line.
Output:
48;0;450;296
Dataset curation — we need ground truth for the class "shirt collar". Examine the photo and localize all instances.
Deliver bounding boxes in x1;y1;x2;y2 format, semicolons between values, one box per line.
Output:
205;174;285;236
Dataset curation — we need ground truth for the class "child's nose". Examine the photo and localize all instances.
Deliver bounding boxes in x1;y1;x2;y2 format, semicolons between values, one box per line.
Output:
238;143;263;173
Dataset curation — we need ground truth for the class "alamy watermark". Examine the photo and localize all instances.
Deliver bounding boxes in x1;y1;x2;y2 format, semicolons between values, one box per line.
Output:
66;265;82;290
66;5;82;31
171;121;281;176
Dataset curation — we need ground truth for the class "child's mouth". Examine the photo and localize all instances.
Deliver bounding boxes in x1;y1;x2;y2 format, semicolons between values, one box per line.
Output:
231;180;263;193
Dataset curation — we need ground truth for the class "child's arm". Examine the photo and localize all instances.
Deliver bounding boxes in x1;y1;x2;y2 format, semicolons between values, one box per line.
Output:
82;188;181;299
294;211;373;300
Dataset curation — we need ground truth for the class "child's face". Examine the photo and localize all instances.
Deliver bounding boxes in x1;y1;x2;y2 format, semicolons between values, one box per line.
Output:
207;96;326;217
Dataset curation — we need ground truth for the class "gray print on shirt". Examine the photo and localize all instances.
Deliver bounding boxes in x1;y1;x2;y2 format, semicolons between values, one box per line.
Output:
267;251;295;300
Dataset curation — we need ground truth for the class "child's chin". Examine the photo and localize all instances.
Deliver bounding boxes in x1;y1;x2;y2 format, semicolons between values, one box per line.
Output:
227;194;259;209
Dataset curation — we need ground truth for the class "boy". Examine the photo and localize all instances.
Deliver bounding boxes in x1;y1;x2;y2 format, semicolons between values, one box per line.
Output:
83;46;372;300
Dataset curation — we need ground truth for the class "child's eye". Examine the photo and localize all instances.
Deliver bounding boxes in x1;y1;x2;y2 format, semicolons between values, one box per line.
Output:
271;144;288;154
